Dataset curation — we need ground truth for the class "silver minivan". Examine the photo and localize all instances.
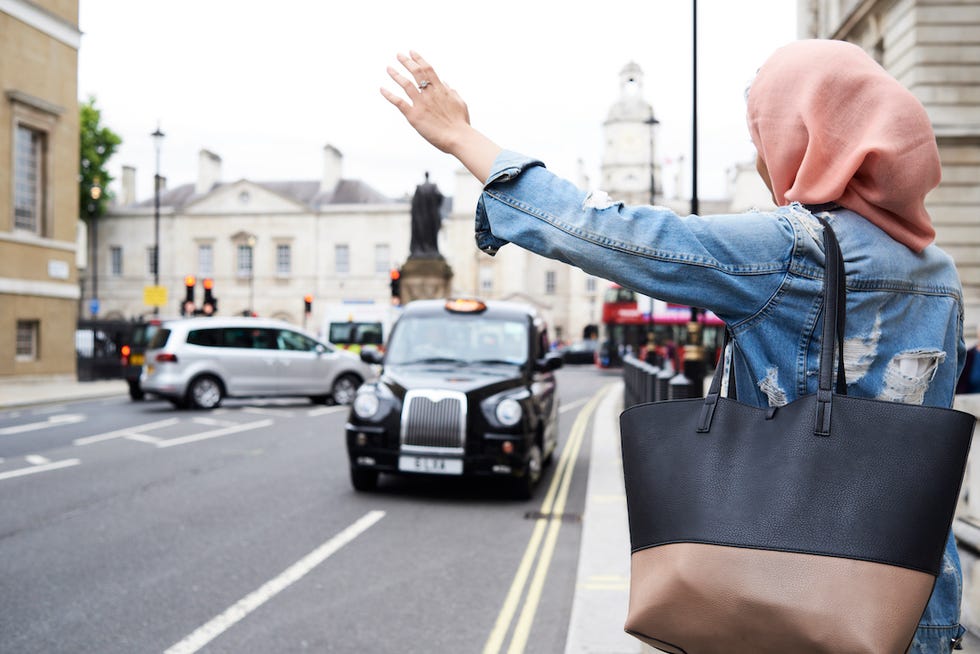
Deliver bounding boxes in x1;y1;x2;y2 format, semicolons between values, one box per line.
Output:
141;317;375;409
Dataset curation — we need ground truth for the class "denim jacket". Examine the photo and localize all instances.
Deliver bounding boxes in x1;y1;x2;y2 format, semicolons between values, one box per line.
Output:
475;151;967;650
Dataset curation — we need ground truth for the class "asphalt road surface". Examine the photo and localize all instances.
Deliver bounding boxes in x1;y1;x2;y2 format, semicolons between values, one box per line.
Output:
0;366;616;654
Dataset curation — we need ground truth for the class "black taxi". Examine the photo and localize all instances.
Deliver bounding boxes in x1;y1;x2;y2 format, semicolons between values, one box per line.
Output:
346;298;562;498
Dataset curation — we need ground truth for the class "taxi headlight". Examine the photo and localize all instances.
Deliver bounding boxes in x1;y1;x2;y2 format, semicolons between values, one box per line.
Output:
495;398;523;427
353;392;380;419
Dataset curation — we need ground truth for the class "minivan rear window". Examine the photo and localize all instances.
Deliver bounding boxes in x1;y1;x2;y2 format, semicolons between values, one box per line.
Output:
148;328;171;349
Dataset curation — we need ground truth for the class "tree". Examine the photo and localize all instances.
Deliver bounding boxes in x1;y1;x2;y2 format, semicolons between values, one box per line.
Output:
79;96;122;219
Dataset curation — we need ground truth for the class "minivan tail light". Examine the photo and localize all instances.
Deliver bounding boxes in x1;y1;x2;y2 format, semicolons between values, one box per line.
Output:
156;353;178;363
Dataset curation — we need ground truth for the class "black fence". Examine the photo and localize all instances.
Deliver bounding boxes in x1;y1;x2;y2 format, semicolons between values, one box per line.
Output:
622;353;708;409
75;319;139;381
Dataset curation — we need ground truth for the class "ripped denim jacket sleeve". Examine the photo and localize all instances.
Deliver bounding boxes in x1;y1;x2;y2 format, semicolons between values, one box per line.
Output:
474;150;795;325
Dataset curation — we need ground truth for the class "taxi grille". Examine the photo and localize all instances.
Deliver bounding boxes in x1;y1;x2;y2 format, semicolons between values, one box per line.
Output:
401;391;467;451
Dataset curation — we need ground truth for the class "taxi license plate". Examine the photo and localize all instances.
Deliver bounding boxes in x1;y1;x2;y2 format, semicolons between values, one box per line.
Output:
130;354;145;366
398;455;462;475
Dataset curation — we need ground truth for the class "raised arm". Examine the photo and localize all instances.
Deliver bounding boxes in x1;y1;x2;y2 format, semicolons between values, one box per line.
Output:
380;51;502;183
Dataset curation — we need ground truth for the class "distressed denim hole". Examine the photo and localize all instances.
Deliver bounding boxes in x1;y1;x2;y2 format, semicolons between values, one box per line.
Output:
877;349;946;405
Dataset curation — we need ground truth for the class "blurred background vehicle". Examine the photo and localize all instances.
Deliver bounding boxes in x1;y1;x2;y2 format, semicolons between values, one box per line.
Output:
558;339;600;365
142;316;374;409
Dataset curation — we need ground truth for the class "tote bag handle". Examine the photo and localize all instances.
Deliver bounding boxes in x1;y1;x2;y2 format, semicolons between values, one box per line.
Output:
698;216;847;436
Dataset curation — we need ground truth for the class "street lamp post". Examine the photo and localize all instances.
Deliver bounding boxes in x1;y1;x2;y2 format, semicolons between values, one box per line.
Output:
247;235;256;316
151;124;165;315
87;181;102;317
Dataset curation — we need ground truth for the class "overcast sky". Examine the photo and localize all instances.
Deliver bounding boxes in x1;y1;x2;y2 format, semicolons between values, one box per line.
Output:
78;1;797;205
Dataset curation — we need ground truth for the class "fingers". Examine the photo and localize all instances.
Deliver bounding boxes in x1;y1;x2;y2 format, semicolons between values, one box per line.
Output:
386;65;419;98
379;87;410;115
396;51;441;89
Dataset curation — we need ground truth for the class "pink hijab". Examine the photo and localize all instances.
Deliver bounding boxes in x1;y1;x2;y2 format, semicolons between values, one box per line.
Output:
746;39;941;252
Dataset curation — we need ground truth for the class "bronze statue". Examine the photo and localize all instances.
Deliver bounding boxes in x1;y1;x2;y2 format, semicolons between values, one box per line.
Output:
409;172;444;259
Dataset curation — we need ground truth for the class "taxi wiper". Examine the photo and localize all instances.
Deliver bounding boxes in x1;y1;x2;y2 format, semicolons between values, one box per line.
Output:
469;358;523;366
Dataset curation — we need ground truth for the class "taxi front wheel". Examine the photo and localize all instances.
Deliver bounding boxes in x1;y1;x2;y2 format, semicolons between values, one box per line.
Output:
512;443;543;500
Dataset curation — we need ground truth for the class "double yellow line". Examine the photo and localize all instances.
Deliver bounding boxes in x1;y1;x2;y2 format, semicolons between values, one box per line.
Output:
482;385;610;654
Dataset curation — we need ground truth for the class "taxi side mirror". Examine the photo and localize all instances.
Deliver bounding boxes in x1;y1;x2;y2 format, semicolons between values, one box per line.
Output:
360;349;384;365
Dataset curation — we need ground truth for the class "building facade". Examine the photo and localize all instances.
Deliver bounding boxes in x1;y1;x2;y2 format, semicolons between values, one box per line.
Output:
799;0;980;331
0;0;81;378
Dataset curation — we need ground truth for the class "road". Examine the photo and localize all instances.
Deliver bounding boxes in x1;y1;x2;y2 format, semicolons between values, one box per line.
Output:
0;366;617;654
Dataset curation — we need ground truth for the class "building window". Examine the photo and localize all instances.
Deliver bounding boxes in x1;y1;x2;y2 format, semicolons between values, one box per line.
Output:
147;246;158;277
586;276;597;293
374;244;390;274
545;271;556;295
16;320;39;360
277;244;291;277
480;265;494;295
335;244;350;274
110;246;122;277
14;125;44;233
237;244;254;278
198;244;213;276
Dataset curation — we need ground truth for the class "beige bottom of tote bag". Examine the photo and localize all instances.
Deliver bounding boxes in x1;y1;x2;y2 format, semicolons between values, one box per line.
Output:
625;543;934;653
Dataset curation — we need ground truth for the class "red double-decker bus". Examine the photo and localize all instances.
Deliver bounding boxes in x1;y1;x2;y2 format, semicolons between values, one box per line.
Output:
598;284;724;369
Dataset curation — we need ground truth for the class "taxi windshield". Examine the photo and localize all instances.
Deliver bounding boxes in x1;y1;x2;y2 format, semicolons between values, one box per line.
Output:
386;314;528;367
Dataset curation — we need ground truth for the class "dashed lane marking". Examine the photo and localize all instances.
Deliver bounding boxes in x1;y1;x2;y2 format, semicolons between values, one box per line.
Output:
306;405;348;417
0;414;86;436
164;510;386;654
155;419;274;448
0;457;81;482
74;418;180;446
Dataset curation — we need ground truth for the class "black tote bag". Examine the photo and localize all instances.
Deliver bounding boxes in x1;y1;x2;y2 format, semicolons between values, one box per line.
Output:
619;218;975;654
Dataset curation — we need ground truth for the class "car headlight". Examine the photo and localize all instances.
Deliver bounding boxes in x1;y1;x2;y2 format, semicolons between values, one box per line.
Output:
353;392;380;419
495;398;523;427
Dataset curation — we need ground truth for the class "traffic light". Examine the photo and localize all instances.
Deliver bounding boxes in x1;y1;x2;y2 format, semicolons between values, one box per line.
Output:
201;278;217;315
304;294;313;314
390;269;401;304
182;275;196;316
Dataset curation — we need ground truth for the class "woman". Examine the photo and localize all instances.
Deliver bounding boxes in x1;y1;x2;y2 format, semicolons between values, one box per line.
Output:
382;39;967;652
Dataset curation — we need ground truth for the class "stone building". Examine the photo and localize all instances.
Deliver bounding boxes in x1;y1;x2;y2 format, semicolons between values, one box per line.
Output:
94;146;408;334
0;0;81;378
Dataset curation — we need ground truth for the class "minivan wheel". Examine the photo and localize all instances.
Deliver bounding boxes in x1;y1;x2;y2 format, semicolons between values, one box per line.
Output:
331;373;361;405
513;443;543;500
351;468;379;492
128;380;145;401
187;375;223;410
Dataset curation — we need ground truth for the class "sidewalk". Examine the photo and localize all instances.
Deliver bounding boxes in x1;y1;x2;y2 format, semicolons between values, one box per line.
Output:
0;374;127;410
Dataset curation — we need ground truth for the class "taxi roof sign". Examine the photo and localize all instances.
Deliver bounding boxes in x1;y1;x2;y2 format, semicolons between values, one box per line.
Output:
445;298;487;313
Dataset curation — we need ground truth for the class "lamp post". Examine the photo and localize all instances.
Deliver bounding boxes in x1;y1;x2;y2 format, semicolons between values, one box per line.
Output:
151;124;165;314
644;115;659;205
87;181;102;317
247;235;256;316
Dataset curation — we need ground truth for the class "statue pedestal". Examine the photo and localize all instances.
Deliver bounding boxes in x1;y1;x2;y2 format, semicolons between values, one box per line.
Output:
400;257;454;304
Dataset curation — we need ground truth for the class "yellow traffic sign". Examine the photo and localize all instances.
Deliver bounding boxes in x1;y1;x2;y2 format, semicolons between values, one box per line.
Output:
144;285;168;307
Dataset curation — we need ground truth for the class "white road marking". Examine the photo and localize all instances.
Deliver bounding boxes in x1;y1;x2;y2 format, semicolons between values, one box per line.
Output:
124;433;163;444
74;418;180;446
0;414;86;435
306;405;347;417
164;510;386;654
192;417;237;427
25;454;49;465
155;419;274;448
241;407;295;418
0;458;81;482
